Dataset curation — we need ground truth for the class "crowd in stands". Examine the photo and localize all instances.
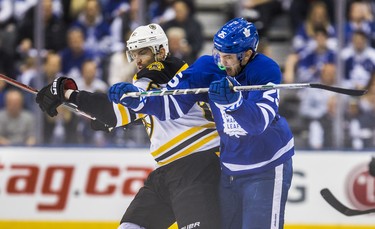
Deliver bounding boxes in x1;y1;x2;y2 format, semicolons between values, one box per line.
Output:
0;0;374;150
277;0;374;150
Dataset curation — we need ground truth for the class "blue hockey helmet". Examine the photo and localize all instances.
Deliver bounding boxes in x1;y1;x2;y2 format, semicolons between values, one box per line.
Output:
213;18;259;54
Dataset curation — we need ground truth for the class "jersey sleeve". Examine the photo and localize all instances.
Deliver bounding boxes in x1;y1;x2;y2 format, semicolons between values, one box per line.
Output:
135;56;221;120
228;60;282;135
73;91;143;128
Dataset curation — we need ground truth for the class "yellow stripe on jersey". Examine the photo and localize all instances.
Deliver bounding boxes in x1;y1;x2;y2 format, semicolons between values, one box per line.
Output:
157;131;219;166
136;113;146;119
117;104;130;126
151;123;216;158
177;63;189;74
114;104;147;127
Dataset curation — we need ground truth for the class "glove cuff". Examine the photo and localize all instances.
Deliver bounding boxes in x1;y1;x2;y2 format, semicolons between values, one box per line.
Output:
215;92;243;112
51;77;78;101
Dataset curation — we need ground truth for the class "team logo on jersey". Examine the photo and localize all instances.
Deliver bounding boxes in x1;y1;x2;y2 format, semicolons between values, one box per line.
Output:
147;62;164;71
220;110;247;138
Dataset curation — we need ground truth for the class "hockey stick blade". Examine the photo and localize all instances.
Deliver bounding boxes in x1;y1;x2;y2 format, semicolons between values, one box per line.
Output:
121;83;367;98
310;84;367;96
320;188;375;216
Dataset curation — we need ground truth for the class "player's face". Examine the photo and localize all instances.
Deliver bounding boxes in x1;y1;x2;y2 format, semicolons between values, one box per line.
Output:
213;50;241;76
128;48;155;71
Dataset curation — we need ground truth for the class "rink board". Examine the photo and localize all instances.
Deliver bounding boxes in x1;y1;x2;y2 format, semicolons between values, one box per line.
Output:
0;147;374;228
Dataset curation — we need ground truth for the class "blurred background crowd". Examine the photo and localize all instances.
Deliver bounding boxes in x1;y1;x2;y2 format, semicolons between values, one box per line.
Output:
0;0;374;150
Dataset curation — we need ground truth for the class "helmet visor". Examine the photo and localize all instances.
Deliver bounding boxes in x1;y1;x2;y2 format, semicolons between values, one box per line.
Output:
126;47;154;63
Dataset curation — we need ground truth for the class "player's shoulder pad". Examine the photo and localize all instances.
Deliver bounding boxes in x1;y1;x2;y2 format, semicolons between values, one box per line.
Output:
135;56;187;84
247;53;282;84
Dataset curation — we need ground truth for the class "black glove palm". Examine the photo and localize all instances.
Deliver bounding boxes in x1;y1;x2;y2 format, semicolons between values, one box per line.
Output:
35;77;78;117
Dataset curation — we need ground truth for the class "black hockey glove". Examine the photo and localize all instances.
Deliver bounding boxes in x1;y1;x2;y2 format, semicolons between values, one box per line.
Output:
35;77;78;117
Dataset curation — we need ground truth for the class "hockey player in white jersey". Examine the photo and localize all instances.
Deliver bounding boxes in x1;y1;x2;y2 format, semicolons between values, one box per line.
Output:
35;24;221;229
109;18;295;229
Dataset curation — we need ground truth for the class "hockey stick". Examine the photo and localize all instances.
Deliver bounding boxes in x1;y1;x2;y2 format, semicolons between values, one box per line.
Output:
0;73;95;120
320;188;375;216
121;83;367;98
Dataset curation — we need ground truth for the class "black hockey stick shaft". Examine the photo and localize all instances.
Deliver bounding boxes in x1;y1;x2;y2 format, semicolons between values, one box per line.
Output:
0;73;96;120
309;84;367;96
320;188;375;216
121;83;367;98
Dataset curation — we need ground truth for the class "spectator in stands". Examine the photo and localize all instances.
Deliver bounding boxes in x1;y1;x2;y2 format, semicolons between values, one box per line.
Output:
43;105;79;145
33;52;79;145
307;95;337;149
161;0;203;60
71;0;112;58
75;59;107;92
289;0;335;34
39;52;63;84
297;63;337;149
16;0;67;54
107;31;136;85
16;56;38;110
0;29;16;77
341;30;375;90
148;0;175;24
344;98;375;149
0;89;36;146
60;0;86;25
75;59;108;146
108;0;141;53
17;56;37;88
59;27;96;79
352;74;375;149
284;26;336;83
240;0;284;37
345;0;375;46
101;0;130;24
0;0;37;26
292;0;336;54
359;73;375;113
0;0;34;77
166;26;195;64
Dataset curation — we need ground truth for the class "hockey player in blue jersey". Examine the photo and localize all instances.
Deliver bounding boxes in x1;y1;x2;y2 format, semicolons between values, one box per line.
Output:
109;18;295;229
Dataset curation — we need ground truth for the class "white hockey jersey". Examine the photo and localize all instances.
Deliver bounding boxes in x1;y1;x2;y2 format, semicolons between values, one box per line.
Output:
110;57;220;166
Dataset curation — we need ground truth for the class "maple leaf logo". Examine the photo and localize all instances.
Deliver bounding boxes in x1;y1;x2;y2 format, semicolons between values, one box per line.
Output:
243;28;250;37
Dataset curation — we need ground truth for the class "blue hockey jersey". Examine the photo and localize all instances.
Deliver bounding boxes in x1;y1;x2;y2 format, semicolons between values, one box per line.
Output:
136;54;295;176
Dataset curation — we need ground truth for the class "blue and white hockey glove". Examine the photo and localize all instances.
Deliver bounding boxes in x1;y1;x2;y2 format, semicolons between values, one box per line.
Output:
108;82;146;110
208;76;243;112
